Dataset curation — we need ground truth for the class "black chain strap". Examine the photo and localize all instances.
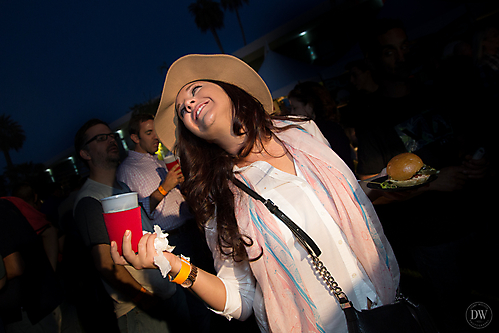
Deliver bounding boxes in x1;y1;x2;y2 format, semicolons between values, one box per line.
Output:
311;254;351;307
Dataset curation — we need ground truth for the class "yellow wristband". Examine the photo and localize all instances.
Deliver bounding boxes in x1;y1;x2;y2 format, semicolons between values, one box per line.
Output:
158;185;168;196
171;257;191;285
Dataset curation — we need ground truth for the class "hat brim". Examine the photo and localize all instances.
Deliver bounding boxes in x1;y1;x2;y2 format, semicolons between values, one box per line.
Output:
154;54;272;151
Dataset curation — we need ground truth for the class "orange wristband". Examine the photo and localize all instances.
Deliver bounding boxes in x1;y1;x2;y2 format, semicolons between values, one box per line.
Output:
171;257;191;285
132;286;147;304
158;185;168;196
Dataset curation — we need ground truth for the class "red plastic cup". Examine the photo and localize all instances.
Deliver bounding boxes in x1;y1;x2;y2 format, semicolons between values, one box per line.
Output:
101;192;141;256
164;154;180;171
103;206;142;255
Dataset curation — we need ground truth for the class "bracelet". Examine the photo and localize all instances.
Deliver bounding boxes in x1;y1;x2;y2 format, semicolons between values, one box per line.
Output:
170;256;191;285
181;264;198;288
132;286;147;304
158;185;168;196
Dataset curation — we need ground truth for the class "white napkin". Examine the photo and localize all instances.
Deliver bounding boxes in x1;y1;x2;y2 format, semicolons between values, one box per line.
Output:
146;225;175;278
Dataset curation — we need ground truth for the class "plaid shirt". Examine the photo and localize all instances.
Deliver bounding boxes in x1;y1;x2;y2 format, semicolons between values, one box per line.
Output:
117;150;192;231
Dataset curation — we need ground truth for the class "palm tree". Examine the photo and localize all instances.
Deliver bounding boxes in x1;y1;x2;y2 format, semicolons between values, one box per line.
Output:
221;0;249;45
189;0;225;54
0;114;26;169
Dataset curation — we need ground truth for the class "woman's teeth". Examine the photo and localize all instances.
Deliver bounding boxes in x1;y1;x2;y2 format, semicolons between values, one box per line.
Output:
196;103;206;119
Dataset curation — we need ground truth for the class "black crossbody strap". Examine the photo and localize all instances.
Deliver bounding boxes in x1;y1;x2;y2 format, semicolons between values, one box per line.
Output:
232;177;352;305
232;178;321;257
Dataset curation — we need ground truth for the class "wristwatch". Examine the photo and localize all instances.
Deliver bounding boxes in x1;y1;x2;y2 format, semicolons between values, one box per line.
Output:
181;264;198;288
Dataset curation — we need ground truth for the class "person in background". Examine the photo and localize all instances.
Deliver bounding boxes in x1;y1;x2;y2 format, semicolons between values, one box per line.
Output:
287;81;355;171
116;113;213;331
346;59;379;94
473;26;499;89
118;114;185;232
116;114;211;265
472;26;499;164
57;173;119;332
0;198;63;333
111;54;399;333
5;183;59;272
340;59;380;161
356;18;492;332
73;118;189;333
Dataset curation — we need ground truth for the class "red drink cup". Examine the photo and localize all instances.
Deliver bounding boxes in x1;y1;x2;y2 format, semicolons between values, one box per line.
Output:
101;193;142;255
164;154;180;171
103;207;142;255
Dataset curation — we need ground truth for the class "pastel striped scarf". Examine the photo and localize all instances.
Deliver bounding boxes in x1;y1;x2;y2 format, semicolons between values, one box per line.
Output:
234;125;399;332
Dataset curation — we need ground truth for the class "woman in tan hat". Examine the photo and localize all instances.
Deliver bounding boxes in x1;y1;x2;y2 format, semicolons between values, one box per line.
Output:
111;54;399;332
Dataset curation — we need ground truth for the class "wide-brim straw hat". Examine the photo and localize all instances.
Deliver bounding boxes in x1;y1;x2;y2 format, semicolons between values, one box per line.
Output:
154;54;273;151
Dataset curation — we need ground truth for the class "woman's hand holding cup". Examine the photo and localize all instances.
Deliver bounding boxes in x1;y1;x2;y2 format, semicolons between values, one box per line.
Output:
110;230;182;276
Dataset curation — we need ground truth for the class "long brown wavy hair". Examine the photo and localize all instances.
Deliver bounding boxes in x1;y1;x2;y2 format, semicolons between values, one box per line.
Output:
175;80;300;262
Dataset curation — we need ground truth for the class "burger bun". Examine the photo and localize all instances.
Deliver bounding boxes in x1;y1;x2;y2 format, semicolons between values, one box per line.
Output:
387;153;424;181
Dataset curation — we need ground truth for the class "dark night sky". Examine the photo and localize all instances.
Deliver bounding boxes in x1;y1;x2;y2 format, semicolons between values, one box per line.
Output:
0;0;325;172
2;0;496;175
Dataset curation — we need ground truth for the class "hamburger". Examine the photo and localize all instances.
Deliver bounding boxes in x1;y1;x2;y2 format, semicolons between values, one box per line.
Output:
384;152;436;188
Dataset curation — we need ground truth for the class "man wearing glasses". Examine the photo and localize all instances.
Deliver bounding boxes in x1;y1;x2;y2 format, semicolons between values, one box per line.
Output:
72;119;189;332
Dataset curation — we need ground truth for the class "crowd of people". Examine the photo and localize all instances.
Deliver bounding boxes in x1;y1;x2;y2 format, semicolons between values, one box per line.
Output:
0;16;497;333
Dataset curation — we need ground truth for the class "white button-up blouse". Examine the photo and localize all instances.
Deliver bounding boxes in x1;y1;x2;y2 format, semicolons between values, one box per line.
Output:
205;122;381;332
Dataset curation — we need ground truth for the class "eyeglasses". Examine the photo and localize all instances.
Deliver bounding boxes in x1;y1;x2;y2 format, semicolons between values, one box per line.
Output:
84;132;120;145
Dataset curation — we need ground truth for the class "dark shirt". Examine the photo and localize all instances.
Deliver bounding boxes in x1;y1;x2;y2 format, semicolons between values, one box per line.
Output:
0;199;63;325
74;197;110;249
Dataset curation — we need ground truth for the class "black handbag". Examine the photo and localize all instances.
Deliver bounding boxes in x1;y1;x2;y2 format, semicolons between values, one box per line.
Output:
342;293;439;333
233;178;439;333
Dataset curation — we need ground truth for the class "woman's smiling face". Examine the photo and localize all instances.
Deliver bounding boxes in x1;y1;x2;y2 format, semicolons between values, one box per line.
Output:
176;80;234;143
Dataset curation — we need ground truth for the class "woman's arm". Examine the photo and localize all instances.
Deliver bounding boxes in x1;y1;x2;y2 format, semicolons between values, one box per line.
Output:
111;231;227;312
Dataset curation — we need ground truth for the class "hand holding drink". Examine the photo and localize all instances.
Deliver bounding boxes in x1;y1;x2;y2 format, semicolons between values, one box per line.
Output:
101;192;142;255
163;154;180;172
160;154;184;192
